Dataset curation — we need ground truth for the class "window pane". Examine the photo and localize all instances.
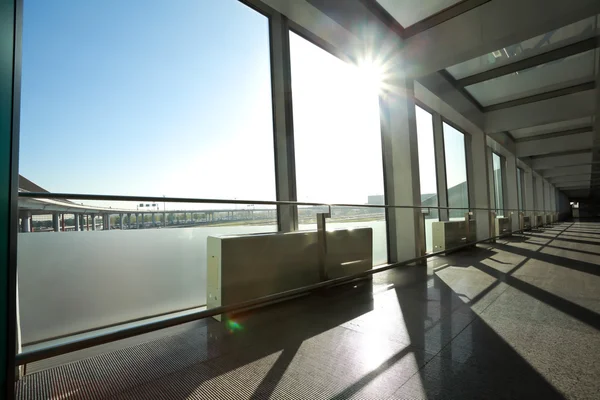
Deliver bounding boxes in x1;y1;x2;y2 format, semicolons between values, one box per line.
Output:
290;32;387;266
21;0;275;202
18;0;277;343
492;153;504;217
443;123;469;219
415;106;437;253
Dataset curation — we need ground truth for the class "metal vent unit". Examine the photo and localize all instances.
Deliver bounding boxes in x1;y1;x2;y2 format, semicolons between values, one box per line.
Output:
431;219;476;253
495;217;511;236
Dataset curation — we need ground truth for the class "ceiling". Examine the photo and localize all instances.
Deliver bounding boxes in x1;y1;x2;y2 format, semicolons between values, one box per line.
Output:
302;0;600;200
444;13;599;198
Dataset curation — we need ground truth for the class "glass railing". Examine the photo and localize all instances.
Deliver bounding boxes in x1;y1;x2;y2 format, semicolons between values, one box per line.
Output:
15;190;562;366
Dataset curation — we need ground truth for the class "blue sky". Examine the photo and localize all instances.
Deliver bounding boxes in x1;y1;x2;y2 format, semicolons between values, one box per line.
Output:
20;0;275;202
19;0;464;209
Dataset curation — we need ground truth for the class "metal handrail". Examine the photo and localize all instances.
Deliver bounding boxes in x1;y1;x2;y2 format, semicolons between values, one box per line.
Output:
14;191;562;364
18;191;558;214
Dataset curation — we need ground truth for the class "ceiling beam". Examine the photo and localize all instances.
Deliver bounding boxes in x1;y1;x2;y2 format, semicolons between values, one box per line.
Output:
529;151;593;170
548;174;592;183
401;0;600;78
457;36;600;87
516;131;594;157
543;165;592;178
485;89;596;133
483;82;595;112
515;126;593;143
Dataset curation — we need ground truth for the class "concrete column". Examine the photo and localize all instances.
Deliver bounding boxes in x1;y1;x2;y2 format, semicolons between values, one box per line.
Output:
271;14;299;232
20;211;31;233
151;213;155;226
52;212;59;232
91;214;96;231
120;214;124;230
381;78;424;262
73;213;79;232
469;132;491;241
524;168;534;221
505;153;519;231
79;214;84;231
137;213;142;229
127;213;131;229
163;212;166;226
104;214;110;230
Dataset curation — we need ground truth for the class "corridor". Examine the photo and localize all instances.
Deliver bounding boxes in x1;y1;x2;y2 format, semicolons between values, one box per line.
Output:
15;221;600;399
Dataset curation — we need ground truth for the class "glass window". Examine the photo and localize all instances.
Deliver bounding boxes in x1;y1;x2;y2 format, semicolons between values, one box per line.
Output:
18;0;278;344
290;32;387;266
20;0;275;202
492;153;504;217
415;105;438;253
443;122;469;220
517;167;525;212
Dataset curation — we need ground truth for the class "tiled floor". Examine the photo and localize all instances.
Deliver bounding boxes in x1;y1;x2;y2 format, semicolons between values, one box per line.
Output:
15;221;600;399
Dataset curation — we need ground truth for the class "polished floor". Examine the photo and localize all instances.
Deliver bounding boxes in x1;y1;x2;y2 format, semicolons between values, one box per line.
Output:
15;221;600;399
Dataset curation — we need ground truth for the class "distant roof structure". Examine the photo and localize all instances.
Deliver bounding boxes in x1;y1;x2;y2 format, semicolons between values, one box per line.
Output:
19;175;48;193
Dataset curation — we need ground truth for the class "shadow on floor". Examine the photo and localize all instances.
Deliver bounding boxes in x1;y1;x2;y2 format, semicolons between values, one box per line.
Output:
18;239;597;399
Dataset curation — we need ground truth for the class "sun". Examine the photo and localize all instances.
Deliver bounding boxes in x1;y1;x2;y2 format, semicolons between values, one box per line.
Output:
356;57;387;95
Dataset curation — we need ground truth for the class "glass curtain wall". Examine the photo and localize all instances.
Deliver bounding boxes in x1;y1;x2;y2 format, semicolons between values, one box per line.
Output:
415;105;438;253
443;122;469;220
289;32;387;266
492;153;504;217
18;0;277;344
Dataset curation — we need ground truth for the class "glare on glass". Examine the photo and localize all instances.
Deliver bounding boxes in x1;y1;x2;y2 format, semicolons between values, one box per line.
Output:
289;32;388;265
443;122;469;220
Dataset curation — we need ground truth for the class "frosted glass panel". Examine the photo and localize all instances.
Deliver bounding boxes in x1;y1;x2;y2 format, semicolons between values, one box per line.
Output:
447;16;599;79
465;50;596;106
18;224;277;344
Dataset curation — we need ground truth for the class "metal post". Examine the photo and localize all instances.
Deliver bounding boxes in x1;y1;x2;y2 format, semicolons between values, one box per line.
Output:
270;13;298;233
52;212;59;232
19;212;30;233
316;212;330;281
432;112;449;222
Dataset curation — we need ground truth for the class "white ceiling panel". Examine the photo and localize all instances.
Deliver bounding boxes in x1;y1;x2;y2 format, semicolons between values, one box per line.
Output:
465;49;596;106
446;16;599;79
375;0;461;28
